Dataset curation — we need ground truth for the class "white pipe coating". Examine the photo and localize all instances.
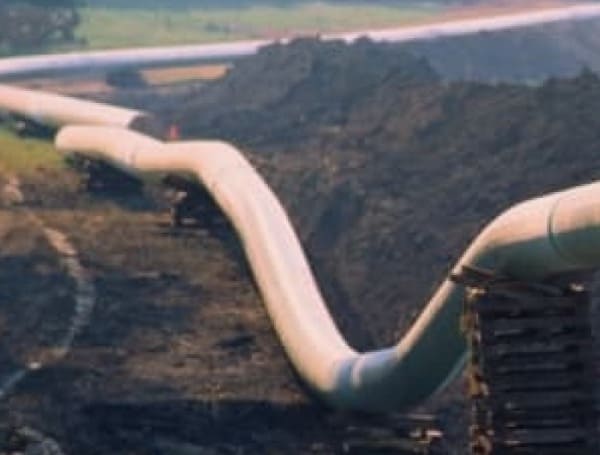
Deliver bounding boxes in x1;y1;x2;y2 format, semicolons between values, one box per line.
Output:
0;84;142;128
1;4;600;79
54;125;600;412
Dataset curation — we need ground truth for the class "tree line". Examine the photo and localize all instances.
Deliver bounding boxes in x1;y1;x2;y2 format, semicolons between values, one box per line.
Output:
0;0;82;53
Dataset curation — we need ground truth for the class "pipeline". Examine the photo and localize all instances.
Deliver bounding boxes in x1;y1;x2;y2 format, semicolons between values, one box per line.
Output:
0;84;144;129
1;83;599;413
1;4;600;79
53;124;600;412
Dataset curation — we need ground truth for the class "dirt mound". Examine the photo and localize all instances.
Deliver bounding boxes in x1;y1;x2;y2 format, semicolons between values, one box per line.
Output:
407;17;600;82
177;38;439;146
173;39;600;353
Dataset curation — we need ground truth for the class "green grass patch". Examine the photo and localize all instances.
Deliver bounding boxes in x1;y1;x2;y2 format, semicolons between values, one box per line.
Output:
0;128;63;174
74;2;442;50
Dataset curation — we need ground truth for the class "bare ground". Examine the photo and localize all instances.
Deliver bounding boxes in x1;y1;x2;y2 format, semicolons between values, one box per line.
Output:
0;168;450;454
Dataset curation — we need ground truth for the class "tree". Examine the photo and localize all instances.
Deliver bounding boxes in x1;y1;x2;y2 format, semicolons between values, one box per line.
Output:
0;0;82;53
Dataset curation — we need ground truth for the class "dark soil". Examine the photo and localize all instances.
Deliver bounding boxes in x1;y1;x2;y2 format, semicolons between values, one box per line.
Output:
5;34;600;454
406;17;600;82
0;206;76;378
172;39;600;352
168;38;600;449
0;169;447;454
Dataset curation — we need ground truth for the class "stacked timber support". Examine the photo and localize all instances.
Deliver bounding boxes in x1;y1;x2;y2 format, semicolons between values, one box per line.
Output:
454;267;598;455
335;413;444;454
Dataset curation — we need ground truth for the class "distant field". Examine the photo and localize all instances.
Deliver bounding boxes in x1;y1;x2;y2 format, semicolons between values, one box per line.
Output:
0;128;62;174
142;64;229;84
73;2;442;50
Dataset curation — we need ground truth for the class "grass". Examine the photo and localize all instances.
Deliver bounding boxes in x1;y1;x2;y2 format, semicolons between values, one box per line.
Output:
0;128;63;174
72;2;442;50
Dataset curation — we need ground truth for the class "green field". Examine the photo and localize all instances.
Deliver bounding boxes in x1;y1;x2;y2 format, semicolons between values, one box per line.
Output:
0;128;62;174
74;2;442;50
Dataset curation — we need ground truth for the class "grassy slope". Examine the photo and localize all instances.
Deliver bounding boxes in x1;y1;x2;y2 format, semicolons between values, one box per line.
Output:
0;128;62;174
75;3;440;50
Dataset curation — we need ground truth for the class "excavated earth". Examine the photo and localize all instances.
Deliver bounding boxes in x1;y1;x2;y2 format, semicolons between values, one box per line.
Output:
166;38;600;352
4;34;600;454
0;170;451;454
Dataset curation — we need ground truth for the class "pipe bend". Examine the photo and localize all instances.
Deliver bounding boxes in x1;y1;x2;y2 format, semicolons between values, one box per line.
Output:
54;125;600;412
0;84;143;128
548;182;600;269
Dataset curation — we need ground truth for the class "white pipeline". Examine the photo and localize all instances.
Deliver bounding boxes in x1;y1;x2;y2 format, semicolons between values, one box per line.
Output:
55;125;600;411
1;4;600;78
0;84;143;128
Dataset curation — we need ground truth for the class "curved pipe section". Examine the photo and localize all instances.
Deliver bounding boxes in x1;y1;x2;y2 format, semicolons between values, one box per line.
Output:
0;84;144;129
55;125;600;412
1;4;600;79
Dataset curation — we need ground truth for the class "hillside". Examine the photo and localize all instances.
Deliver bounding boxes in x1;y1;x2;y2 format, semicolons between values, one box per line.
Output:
408;16;600;82
172;38;600;352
